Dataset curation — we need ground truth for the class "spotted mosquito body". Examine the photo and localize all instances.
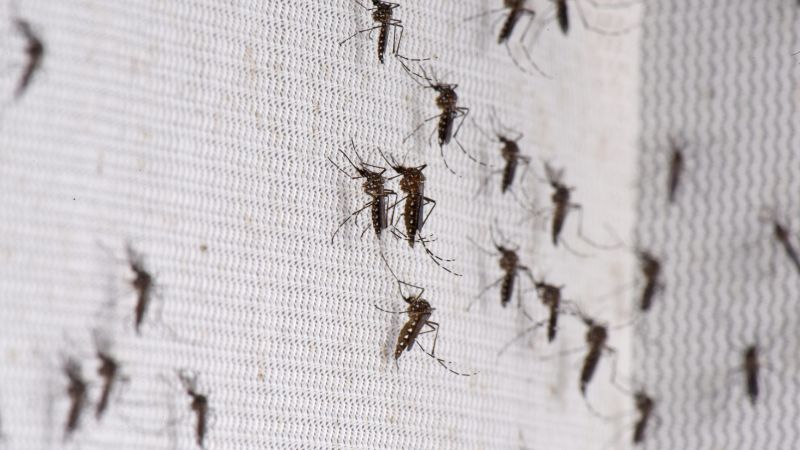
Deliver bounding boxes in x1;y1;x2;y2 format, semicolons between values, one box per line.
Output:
63;358;88;439
340;1;404;64
376;255;475;376
328;142;396;243
632;390;655;444
13;19;44;98
177;371;209;448
400;61;485;173
379;151;461;276
379;152;432;248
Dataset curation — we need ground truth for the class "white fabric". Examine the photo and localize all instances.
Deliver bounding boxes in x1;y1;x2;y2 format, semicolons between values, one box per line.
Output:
0;0;641;448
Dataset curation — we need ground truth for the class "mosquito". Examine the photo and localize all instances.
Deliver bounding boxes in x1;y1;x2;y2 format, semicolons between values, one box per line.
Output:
464;1;550;76
125;244;154;335
577;313;615;397
473;113;530;195
177;371;209;448
340;1;404;64
548;0;640;36
94;333;124;421
328;141;396;243
467;226;535;310
535;162;619;254
632;390;655;445
399;60;485;174
496;278;573;357
761;210;800;275
638;251;662;312
378;149;461;276
534;279;566;342
375;254;475;376
667;136;685;204
63;358;88;439
741;345;760;405
12;18;44;98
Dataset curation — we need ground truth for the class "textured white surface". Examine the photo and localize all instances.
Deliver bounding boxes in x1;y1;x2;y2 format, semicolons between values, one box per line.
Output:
0;1;641;448
637;1;800;449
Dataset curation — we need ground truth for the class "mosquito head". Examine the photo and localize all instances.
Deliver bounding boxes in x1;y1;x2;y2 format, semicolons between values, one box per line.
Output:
407;297;432;314
634;391;654;414
373;2;393;22
497;247;519;272
97;351;117;379
361;170;387;198
773;221;789;243
552;184;570;205
500;137;520;161
586;323;607;348
744;345;759;370
434;84;458;109
535;281;561;307
639;252;661;278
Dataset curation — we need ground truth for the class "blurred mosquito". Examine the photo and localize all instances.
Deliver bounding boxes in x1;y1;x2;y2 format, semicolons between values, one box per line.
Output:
496;278;574;357
637;251;663;312
632;390;655;445
340;1;404;64
740;345;761;406
375;254;476;376
573;309;619;398
328;141;396;243
176;371;209;448
466;225;535;311
463;1;550;77
666;136;686;204
378;149;461;276
399;60;487;174
758;207;800;276
539;0;640;36
472;112;531;197
529;162;619;255
63;358;88;440
11;17;44;98
120;244;155;335
93;331;128;421
534;279;568;342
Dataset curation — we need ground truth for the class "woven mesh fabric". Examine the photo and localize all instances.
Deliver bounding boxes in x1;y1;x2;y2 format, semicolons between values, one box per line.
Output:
636;1;800;449
0;0;641;448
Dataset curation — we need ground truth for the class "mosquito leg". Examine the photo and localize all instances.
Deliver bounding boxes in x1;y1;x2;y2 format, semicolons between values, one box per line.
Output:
572;205;623;250
466;277;505;311
331;201;372;244
403;114;443;144
497;321;547;357
339;25;383;45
